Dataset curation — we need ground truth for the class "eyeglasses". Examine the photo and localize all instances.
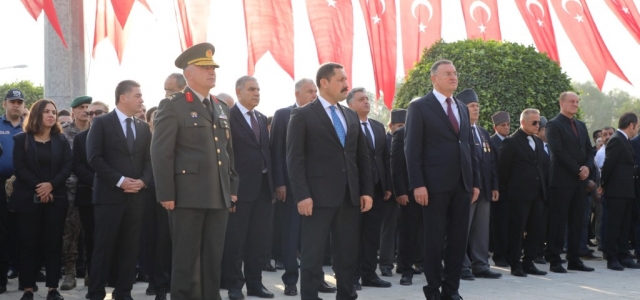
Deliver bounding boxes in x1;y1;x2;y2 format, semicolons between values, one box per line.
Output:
532;120;540;126
87;110;105;117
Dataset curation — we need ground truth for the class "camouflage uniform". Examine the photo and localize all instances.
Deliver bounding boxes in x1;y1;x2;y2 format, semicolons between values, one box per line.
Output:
61;122;87;277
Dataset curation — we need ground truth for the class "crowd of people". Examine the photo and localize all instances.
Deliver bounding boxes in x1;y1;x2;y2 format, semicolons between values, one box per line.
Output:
0;42;639;300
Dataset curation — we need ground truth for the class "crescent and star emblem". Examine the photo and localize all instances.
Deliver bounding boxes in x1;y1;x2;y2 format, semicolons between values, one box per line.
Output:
411;0;433;32
366;0;386;24
561;0;584;22
469;0;492;33
526;0;545;26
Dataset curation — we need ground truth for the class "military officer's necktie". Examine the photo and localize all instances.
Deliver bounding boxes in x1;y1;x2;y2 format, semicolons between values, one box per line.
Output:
247;111;261;143
445;98;459;134
203;98;214;120
125;118;134;152
330;106;346;147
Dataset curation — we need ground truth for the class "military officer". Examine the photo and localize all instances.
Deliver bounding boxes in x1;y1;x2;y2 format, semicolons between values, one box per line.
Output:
151;42;238;300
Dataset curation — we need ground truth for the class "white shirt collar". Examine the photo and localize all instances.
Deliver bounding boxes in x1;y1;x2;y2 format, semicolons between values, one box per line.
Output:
497;133;506;140
318;95;335;110
115;107;133;121
236;101;252;115
433;89;452;105
188;87;208;103
617;129;629;140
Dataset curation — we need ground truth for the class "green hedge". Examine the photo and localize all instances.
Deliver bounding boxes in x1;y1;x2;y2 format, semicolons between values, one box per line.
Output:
395;39;573;133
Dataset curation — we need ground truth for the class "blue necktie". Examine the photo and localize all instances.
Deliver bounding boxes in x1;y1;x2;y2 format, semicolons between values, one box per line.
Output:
330;106;346;147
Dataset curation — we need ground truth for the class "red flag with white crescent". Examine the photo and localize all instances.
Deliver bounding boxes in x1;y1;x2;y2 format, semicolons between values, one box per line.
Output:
244;0;295;79
549;0;630;89
305;0;354;86
359;0;398;109
21;0;68;48
93;0;151;63
400;0;441;74
173;0;210;52
515;0;559;63
605;0;640;44
460;0;501;40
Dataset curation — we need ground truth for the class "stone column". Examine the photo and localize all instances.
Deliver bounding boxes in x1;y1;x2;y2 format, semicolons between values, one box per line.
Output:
44;0;86;110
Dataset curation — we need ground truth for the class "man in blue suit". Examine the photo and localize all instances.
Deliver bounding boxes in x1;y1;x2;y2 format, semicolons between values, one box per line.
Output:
404;59;480;300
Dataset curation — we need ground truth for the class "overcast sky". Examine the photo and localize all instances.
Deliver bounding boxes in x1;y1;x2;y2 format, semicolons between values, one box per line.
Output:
0;0;638;116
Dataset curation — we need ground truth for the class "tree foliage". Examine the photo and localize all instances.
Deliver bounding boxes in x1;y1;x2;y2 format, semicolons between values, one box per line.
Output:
366;90;390;126
395;39;573;133
0;80;44;115
574;80;639;133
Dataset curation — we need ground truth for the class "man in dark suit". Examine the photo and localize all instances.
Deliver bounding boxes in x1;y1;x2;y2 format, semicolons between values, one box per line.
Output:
379;109;406;277
457;89;501;281
533;116;551;264
86;80;153;300
601;112;640;270
497;109;548;277
404;59;480;300
271;78;336;296
151;43;238;300
545;91;595;273
287;62;373;300
489;111;510;268
347;87;393;289
628;128;640;265
221;76;275;299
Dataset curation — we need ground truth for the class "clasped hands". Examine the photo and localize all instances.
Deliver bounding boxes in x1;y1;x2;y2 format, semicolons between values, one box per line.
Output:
413;186;481;206
297;195;373;216
121;177;146;193
578;166;590;181
35;182;53;203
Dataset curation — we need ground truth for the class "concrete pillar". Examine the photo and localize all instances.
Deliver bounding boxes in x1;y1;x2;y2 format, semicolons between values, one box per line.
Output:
44;0;86;110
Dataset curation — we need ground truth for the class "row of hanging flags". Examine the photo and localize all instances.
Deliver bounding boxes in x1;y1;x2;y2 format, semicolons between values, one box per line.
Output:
21;0;639;109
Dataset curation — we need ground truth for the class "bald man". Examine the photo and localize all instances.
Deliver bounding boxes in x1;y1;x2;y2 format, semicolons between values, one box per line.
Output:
217;93;235;107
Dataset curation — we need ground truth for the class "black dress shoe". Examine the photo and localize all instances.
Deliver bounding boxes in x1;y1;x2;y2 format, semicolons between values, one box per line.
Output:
155;291;168;300
460;269;475;281
523;265;547;275
7;268;18;279
362;277;392;287
20;291;34;300
0;284;6;294
442;294;463;300
46;290;64;300
550;264;567;273
262;262;277;272
146;285;156;295
275;260;284;270
493;258;509;268
567;262;595;272
284;284;297;296
533;256;547;264
607;260;625;271
400;276;412;285
473;269;502;279
510;268;527;277
620;258;640;269
228;288;245;300
247;285;275;298
318;281;336;293
426;294;442;300
353;282;362;291
380;268;393;277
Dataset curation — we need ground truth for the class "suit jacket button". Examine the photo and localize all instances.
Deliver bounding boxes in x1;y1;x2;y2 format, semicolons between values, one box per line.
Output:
215;137;218;141
182;170;186;174
214;125;217;129
218;161;222;166
217;149;221;153
194;123;197;126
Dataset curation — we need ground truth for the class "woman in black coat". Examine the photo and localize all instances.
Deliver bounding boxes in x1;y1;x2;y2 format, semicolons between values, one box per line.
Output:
9;99;72;300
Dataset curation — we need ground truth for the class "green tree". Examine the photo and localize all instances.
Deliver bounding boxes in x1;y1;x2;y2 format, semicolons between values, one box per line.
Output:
0;80;44;115
395;39;572;133
366;90;390;126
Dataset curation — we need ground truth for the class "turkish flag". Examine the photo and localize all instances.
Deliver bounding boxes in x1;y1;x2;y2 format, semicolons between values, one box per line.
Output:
605;0;640;44
21;0;67;48
111;0;152;28
244;0;295;79
173;0;210;52
550;0;630;89
359;0;397;109
400;0;441;74
460;0;501;40
305;0;354;86
94;0;129;63
515;0;559;63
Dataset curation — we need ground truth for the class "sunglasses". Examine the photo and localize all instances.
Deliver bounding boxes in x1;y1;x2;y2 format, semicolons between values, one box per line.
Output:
87;110;105;117
532;120;540;126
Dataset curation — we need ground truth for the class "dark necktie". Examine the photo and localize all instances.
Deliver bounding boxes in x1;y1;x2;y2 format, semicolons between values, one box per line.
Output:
361;122;379;184
445;98;459;134
471;125;482;158
248;111;261;143
570;118;579;137
362;122;375;151
125;118;134;152
203;98;214;120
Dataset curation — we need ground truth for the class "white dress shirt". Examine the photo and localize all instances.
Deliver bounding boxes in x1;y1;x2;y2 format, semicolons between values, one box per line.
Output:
471;123;482;144
527;135;536;150
595;145;606;170
433;89;460;125
115;107;136;188
318;95;347;134
543;142;549;155
360;119;375;148
496;133;506;141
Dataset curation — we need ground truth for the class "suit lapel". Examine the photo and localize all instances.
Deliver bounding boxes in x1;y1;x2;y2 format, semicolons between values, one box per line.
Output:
107;111;130;153
231;106;259;144
310;99;342;146
425;94;456;135
515;130;536;161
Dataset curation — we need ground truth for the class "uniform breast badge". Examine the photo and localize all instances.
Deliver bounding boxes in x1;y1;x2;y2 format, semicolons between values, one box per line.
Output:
190;111;198;118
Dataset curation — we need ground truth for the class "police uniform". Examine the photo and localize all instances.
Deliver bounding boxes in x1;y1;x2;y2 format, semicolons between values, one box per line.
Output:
151;43;238;300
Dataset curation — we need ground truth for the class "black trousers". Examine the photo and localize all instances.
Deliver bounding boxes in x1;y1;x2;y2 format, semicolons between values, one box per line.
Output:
77;205;94;275
490;198;509;261
422;181;470;298
16;203;67;288
300;190;360;300
221;174;273;290
88;198;145;299
507;197;543;269
604;196;634;262
142;188;172;293
534;201;551;258
397;193;423;277
547;185;586;264
281;191;302;285
0;201;8;286
271;200;283;262
356;184;384;282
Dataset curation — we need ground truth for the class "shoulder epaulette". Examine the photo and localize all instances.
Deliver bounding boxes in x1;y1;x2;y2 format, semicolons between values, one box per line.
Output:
167;92;184;101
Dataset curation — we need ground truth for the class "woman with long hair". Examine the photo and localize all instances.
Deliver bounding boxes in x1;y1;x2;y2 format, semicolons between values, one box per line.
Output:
9;99;72;300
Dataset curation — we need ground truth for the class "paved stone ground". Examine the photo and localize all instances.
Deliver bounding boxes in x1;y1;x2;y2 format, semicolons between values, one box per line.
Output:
2;251;640;300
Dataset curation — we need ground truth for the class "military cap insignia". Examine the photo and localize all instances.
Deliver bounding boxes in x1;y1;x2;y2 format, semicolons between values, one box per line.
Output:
185;91;193;103
206;49;213;58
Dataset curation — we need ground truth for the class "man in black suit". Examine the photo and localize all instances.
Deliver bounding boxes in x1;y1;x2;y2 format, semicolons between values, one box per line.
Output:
287;62;373;300
545;91;595;273
222;76;275;300
347;87;393;289
379;109;406;277
489;111;510;268
404;59;480;300
601;112;640;270
457;89;501;281
271;78;336;296
497;109;548;277
533;116;551;264
86;80;153;300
